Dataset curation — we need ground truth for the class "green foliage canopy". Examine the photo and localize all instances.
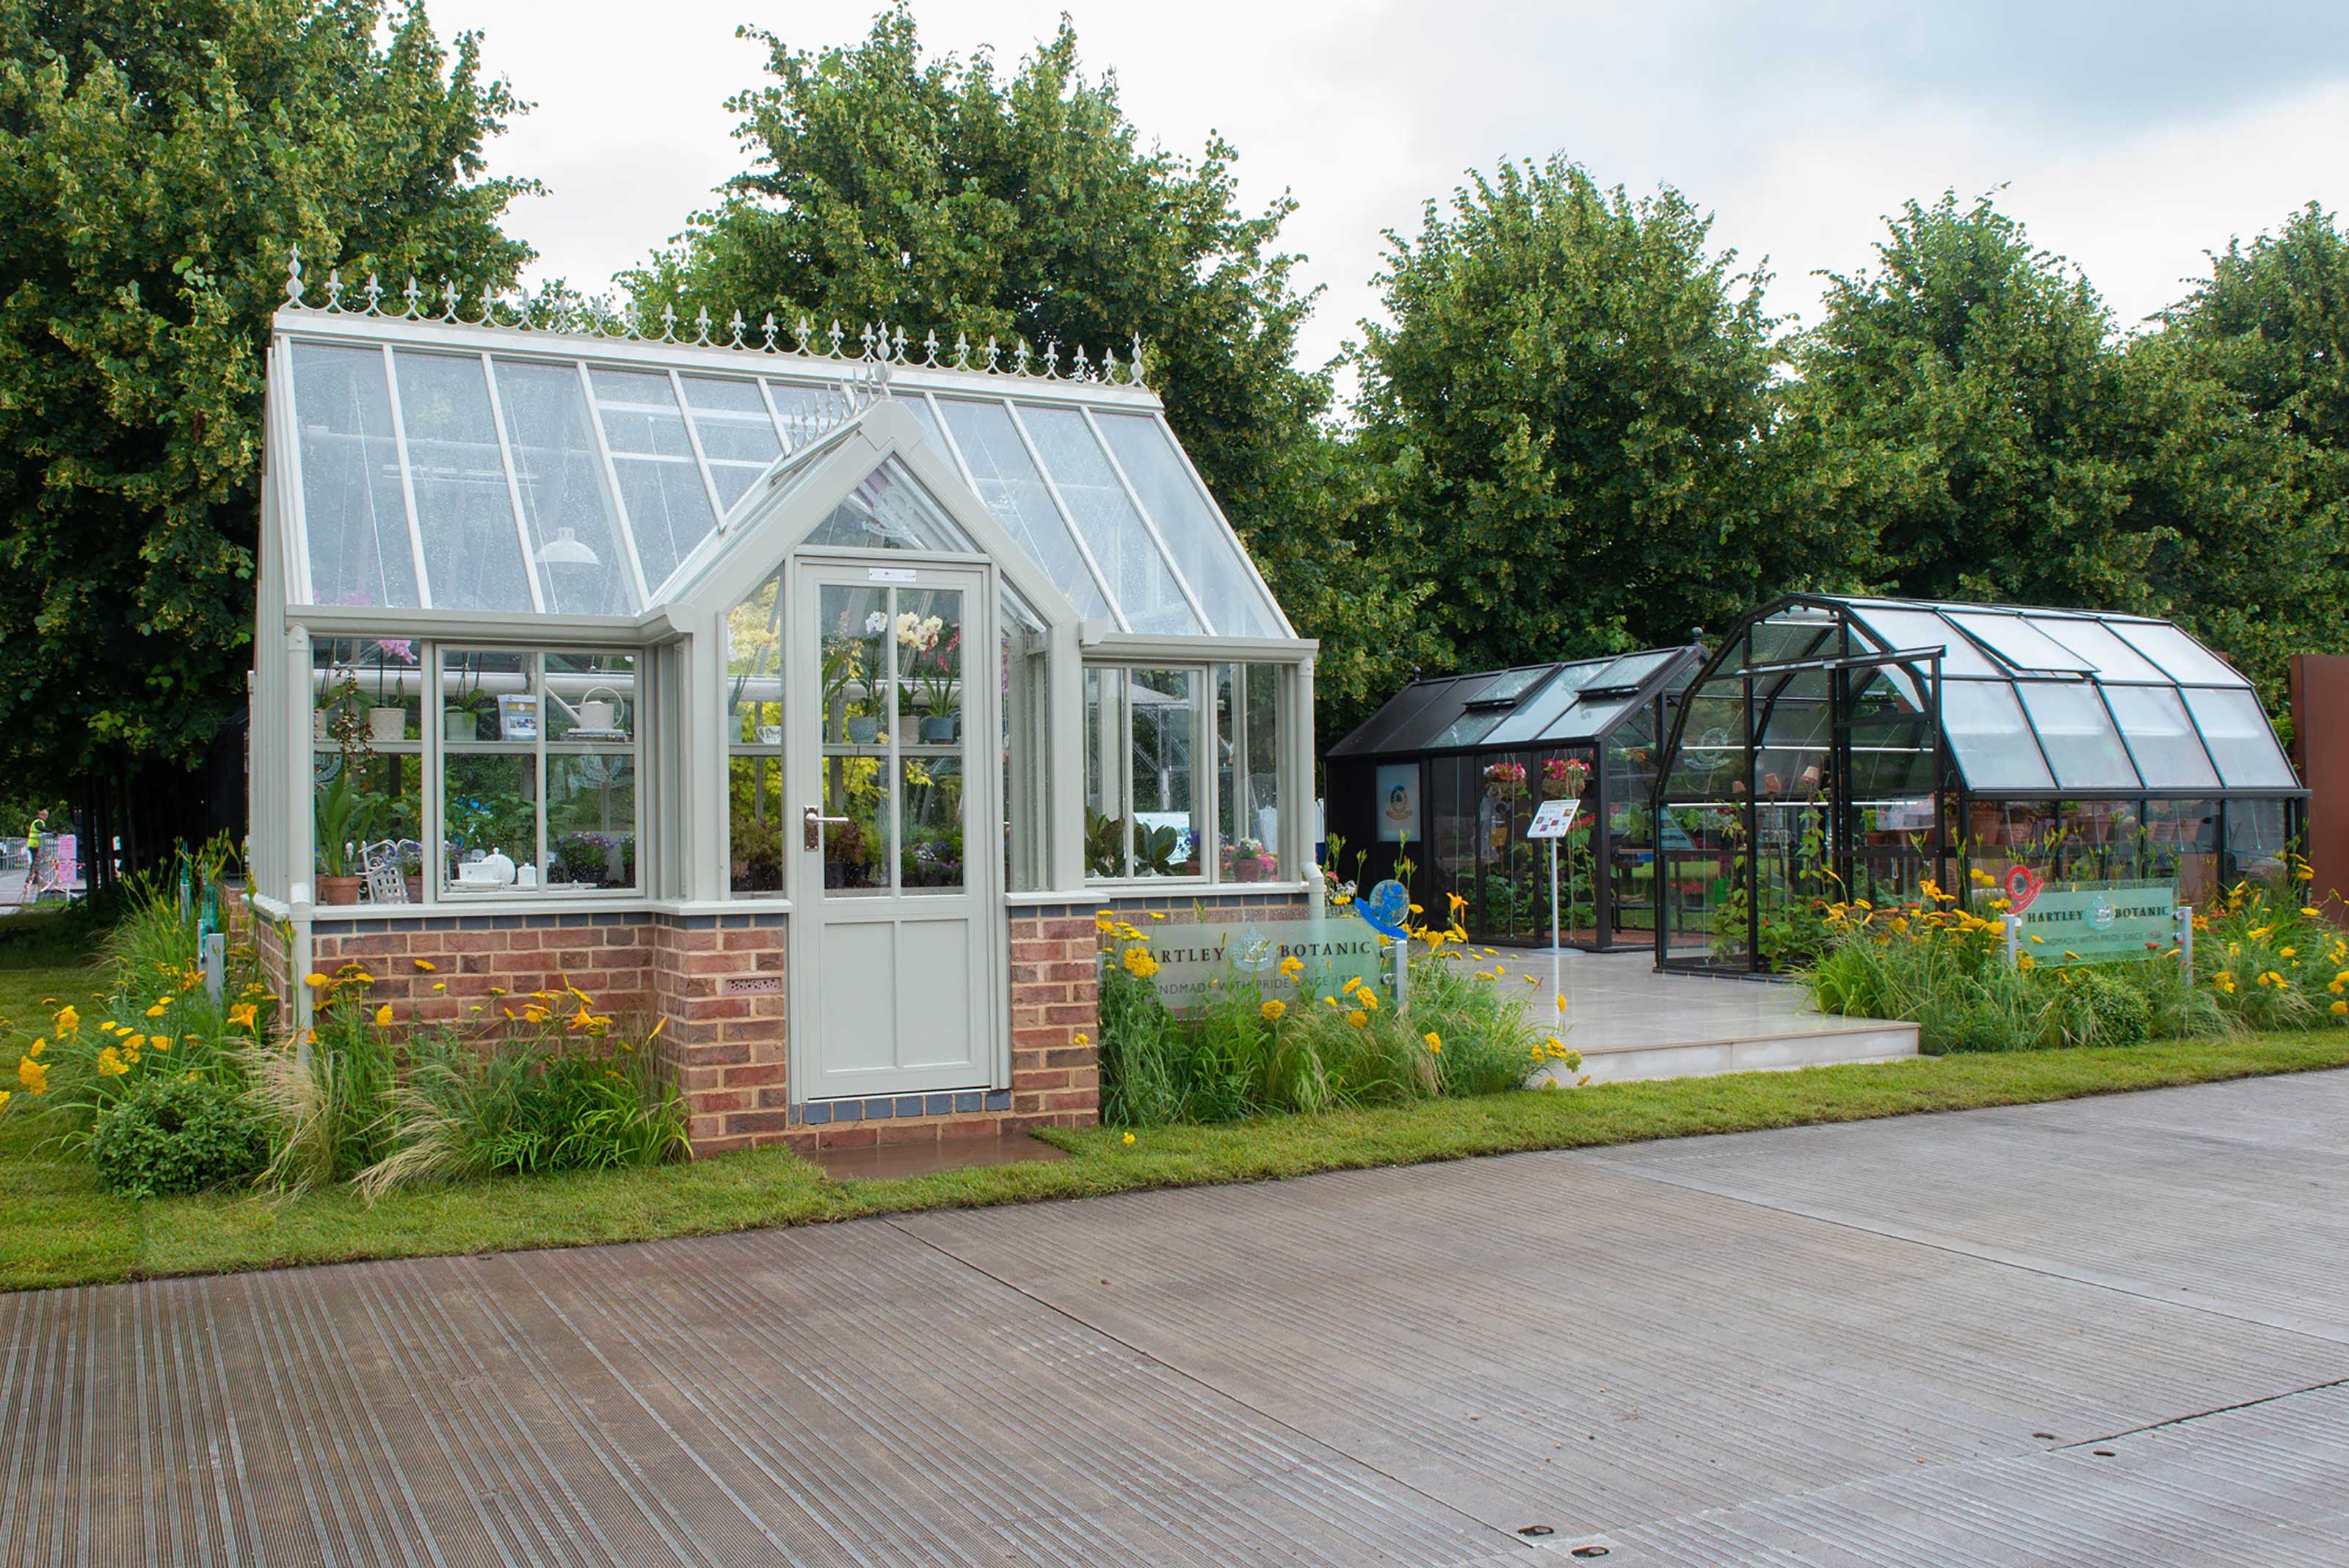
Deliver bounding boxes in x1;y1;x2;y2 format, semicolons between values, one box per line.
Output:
0;0;532;795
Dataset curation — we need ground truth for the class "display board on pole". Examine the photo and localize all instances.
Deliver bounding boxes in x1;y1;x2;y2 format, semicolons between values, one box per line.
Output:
1526;799;1580;1010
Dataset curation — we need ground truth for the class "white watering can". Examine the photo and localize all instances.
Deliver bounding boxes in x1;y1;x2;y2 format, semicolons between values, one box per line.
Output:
545;685;625;736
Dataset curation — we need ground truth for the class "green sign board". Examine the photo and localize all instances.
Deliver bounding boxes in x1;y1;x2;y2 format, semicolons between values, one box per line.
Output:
2009;879;2177;965
1130;914;1391;1014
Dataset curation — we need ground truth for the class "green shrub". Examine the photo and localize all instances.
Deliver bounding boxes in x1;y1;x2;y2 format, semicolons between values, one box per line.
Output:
88;1073;266;1198
2059;969;2152;1047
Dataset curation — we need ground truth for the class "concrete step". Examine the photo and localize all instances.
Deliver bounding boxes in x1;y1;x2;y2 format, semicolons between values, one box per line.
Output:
1544;1019;1920;1085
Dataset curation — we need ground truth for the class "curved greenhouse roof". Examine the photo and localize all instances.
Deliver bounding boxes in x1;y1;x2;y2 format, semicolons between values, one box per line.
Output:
268;258;1290;639
1677;594;2299;797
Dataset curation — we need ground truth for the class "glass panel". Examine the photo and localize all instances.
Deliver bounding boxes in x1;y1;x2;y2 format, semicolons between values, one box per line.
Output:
1018;404;1197;634
1003;587;1050;893
2025;616;2167;683
546;754;635;890
1607;714;1659;944
1130;669;1202;876
393;352;531;611
2099;684;2218;789
311;645;421;902
590;367;716;592
1479;667;1553;701
2110;620;2251;688
2014;682;2139;791
1945;611;2096;673
291;342;417;607
680;374;782;512
1542;695;1631;741
728;571;784;894
817;584;893;896
1843;605;2000;678
1215;664;1282;882
439;650;537;892
1584;650;1675;692
2223;799;2292;888
1083;666;1125;876
313;635;424;742
1963;799;2059;912
937;399;1112;620
1426;710;1503;749
2181;687;2299;788
2143;799;2219;907
900;392;949;454
1484;662;1605;745
544;650;636;742
2055;799;2142;882
1093;410;1282;638
896;586;967;891
1940;680;2055;791
493;360;633;614
803;457;981;553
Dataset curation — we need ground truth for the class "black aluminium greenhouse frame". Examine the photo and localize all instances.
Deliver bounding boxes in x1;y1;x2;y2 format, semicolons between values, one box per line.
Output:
1651;594;2308;978
1323;645;1706;951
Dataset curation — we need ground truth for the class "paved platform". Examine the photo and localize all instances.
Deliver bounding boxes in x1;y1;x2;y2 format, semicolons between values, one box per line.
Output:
1488;947;1918;1083
5;1070;2346;1564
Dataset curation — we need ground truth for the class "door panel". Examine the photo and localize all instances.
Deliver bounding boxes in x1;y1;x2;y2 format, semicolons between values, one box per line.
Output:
792;559;998;1100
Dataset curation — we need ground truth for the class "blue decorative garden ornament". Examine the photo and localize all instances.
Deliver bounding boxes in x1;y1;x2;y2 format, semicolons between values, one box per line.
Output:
1356;878;1411;940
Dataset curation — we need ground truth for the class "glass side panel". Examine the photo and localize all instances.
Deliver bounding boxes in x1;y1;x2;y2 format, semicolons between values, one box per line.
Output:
899;393;949;454
2025;615;2168;683
2014;681;2140;791
1215;664;1283;881
1939;680;2055;791
2223;799;2292;885
933;399;1111;623
544;650;639;892
2109;620;2251;689
1326;680;1449;758
491;360;634;615
1425;710;1503;749
291;342;418;607
1584;649;1677;692
589;367;717;594
2099;683;2219;789
1478;666;1553;701
804;457;982;553
1484;662;1604;745
1743;616;1834;671
727;569;784;895
1843;605;2000;677
2143;799;2220;907
1017;404;1199;634
2181;687;2299;788
392;352;531;611
679;374;781;513
1093;410;1282;638
1944;611;2096;673
814;582;892;895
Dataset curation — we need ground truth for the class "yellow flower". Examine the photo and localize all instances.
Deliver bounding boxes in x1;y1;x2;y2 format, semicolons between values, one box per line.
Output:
145;1003;167;1019
95;1046;126;1077
0;1089;10;1113
1359;992;1380;1012
228;1002;258;1030
1148;912;1166;921
2281;947;2298;959
304;973;330;990
1556;994;1568;1012
2304;907;2324;918
1346;1009;1369;1028
1279;956;1304;980
1260;999;1288;1022
432;982;446;992
2333;1000;2348;1017
414;958;438;972
2016;953;2036;973
1120;946;1160;979
1122;1132;1136;1146
124;1033;145;1051
1523;974;1539;986
374;1004;393;1027
1423;1031;1442;1052
15;1056;44;1095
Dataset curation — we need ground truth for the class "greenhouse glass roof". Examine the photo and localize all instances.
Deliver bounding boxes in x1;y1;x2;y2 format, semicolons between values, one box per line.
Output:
1327;645;1703;759
1707;595;2299;796
268;261;1290;638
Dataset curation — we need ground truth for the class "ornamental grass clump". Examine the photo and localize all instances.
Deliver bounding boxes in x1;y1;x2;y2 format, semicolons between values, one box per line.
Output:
1093;893;1569;1128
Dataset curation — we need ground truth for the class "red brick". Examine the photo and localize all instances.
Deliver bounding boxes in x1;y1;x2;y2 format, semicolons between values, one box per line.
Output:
1042;1089;1096;1111
816;1125;877;1150
724;1110;788;1135
875;1122;941;1147
691;1134;756;1158
724;1062;786;1088
1013;1067;1070;1091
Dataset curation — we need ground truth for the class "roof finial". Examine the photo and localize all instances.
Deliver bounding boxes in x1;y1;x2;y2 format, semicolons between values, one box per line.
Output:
286;245;305;307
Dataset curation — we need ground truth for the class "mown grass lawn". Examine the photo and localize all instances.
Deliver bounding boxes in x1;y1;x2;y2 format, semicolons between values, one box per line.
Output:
4;956;2347;1293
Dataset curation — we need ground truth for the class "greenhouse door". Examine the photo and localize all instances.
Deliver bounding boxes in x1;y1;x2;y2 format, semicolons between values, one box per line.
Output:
789;558;1001;1101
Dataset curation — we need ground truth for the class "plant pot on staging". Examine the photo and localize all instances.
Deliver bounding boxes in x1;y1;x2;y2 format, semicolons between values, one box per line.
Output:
920;714;961;743
845;716;882;745
444;706;476;742
368;706;405;742
317;874;362;906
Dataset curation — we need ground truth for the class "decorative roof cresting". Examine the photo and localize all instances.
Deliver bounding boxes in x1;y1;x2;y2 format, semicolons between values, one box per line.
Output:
280;247;1150;389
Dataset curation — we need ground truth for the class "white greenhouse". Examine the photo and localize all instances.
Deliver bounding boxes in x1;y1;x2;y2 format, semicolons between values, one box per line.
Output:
244;258;1317;1150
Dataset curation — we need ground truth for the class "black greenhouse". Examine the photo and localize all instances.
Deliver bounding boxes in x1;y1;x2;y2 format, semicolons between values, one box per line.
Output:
1651;595;2306;976
1324;645;1704;950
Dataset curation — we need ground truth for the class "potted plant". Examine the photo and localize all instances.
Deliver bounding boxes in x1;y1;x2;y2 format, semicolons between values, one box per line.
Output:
444;658;490;743
366;639;415;741
1542;756;1589;800
915;622;962;742
1228;835;1268;882
313;772;375;904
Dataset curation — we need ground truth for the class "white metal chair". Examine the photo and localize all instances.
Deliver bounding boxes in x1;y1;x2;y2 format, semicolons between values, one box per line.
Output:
359;838;410;904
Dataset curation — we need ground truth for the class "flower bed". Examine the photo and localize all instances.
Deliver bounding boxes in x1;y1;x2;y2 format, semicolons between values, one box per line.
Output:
3;846;684;1199
1093;892;1579;1126
1798;858;2345;1052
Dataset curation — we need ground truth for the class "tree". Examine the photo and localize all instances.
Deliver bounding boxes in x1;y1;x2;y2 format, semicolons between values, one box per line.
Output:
0;0;532;816
628;4;1428;725
1346;156;1785;678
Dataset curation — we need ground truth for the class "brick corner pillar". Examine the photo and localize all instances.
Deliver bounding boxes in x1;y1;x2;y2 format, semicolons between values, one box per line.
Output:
649;912;801;1159
1006;907;1103;1133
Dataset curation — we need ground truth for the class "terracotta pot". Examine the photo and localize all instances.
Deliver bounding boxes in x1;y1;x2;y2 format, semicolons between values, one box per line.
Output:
1234;858;1263;883
318;874;362;906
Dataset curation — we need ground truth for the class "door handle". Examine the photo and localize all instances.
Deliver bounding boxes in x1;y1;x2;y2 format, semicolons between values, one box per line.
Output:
803;805;850;850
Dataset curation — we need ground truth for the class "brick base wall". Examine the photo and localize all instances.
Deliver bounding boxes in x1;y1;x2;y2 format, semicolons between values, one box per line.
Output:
305;911;655;1027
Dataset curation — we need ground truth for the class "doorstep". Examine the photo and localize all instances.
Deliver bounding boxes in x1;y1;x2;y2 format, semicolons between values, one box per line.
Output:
810;1130;1071;1183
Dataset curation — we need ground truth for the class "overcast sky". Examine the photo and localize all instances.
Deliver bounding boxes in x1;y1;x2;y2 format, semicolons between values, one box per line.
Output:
436;0;2349;379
